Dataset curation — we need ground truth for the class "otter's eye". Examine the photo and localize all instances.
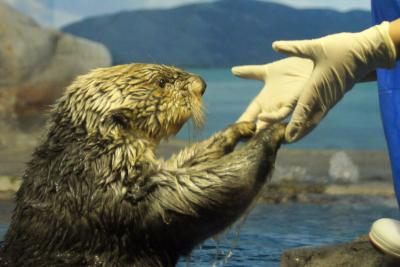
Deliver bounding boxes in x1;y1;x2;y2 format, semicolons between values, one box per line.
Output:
158;79;167;88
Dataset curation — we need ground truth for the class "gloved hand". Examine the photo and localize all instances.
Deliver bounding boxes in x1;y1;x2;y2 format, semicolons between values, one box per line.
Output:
272;21;397;142
232;57;314;130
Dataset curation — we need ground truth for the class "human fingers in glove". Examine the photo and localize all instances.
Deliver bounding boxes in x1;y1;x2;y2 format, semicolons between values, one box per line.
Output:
232;57;313;130
234;20;399;142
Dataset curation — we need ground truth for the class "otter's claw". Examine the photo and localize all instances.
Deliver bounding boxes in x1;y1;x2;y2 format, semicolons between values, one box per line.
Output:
225;121;255;141
217;121;256;153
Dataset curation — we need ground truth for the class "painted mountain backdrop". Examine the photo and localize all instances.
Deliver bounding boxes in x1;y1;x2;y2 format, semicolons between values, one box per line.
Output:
62;0;371;67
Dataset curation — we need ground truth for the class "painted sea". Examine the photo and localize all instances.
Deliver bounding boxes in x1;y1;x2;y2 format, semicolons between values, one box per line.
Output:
0;68;397;267
179;68;386;150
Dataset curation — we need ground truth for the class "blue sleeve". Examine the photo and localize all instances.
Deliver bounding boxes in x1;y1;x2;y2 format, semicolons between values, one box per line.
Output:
371;0;400;207
372;0;400;91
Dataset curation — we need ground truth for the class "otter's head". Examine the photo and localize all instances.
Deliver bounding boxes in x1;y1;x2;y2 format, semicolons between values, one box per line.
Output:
55;63;206;142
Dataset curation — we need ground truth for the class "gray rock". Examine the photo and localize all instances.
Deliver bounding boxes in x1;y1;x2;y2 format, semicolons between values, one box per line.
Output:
0;2;111;118
281;236;400;267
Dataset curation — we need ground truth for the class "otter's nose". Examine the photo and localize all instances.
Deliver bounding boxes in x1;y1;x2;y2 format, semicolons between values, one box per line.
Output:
189;76;206;95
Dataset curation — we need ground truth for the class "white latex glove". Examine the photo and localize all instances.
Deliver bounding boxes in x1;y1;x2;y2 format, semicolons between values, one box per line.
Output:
273;21;397;142
232;57;314;130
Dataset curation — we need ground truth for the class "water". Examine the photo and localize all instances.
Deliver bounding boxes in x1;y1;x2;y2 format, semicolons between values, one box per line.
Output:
176;203;399;267
0;202;397;266
178;68;386;150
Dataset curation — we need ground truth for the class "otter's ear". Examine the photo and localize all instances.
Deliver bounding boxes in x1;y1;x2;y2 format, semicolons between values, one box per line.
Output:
104;108;133;130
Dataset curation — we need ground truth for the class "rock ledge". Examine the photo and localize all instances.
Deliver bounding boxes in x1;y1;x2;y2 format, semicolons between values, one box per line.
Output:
281;236;400;267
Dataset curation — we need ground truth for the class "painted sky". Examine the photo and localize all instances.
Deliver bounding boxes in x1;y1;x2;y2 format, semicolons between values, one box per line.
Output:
2;0;370;27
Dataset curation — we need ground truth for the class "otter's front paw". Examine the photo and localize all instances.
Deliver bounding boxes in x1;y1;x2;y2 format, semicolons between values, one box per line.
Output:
219;121;255;153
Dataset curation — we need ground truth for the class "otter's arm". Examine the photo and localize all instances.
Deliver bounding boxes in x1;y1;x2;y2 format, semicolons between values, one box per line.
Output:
165;122;255;168
141;125;284;255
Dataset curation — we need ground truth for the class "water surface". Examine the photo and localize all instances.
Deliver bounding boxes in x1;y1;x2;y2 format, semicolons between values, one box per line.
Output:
0;202;398;266
178;202;399;266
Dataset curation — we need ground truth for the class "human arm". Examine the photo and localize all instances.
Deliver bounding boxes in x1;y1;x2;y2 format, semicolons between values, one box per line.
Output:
234;20;399;142
346;19;400;83
332;19;400;83
271;20;398;142
390;19;400;54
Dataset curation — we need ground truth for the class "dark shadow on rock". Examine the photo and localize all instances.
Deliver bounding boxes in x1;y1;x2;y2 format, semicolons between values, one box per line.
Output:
281;236;400;267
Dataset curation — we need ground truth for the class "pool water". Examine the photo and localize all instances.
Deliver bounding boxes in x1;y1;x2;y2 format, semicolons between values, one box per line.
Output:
178;202;400;266
1;202;398;266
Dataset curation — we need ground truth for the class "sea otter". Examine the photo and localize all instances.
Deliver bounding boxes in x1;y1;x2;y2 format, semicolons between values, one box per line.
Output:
0;64;284;266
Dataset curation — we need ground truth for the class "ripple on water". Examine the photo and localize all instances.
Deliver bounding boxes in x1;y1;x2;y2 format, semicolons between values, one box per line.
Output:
178;203;400;267
0;202;398;266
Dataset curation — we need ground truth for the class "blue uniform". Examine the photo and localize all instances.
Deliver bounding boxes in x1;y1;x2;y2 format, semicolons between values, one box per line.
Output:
371;0;400;206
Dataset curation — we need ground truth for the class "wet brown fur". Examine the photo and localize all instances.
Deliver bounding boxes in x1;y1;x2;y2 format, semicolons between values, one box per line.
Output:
0;64;284;266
